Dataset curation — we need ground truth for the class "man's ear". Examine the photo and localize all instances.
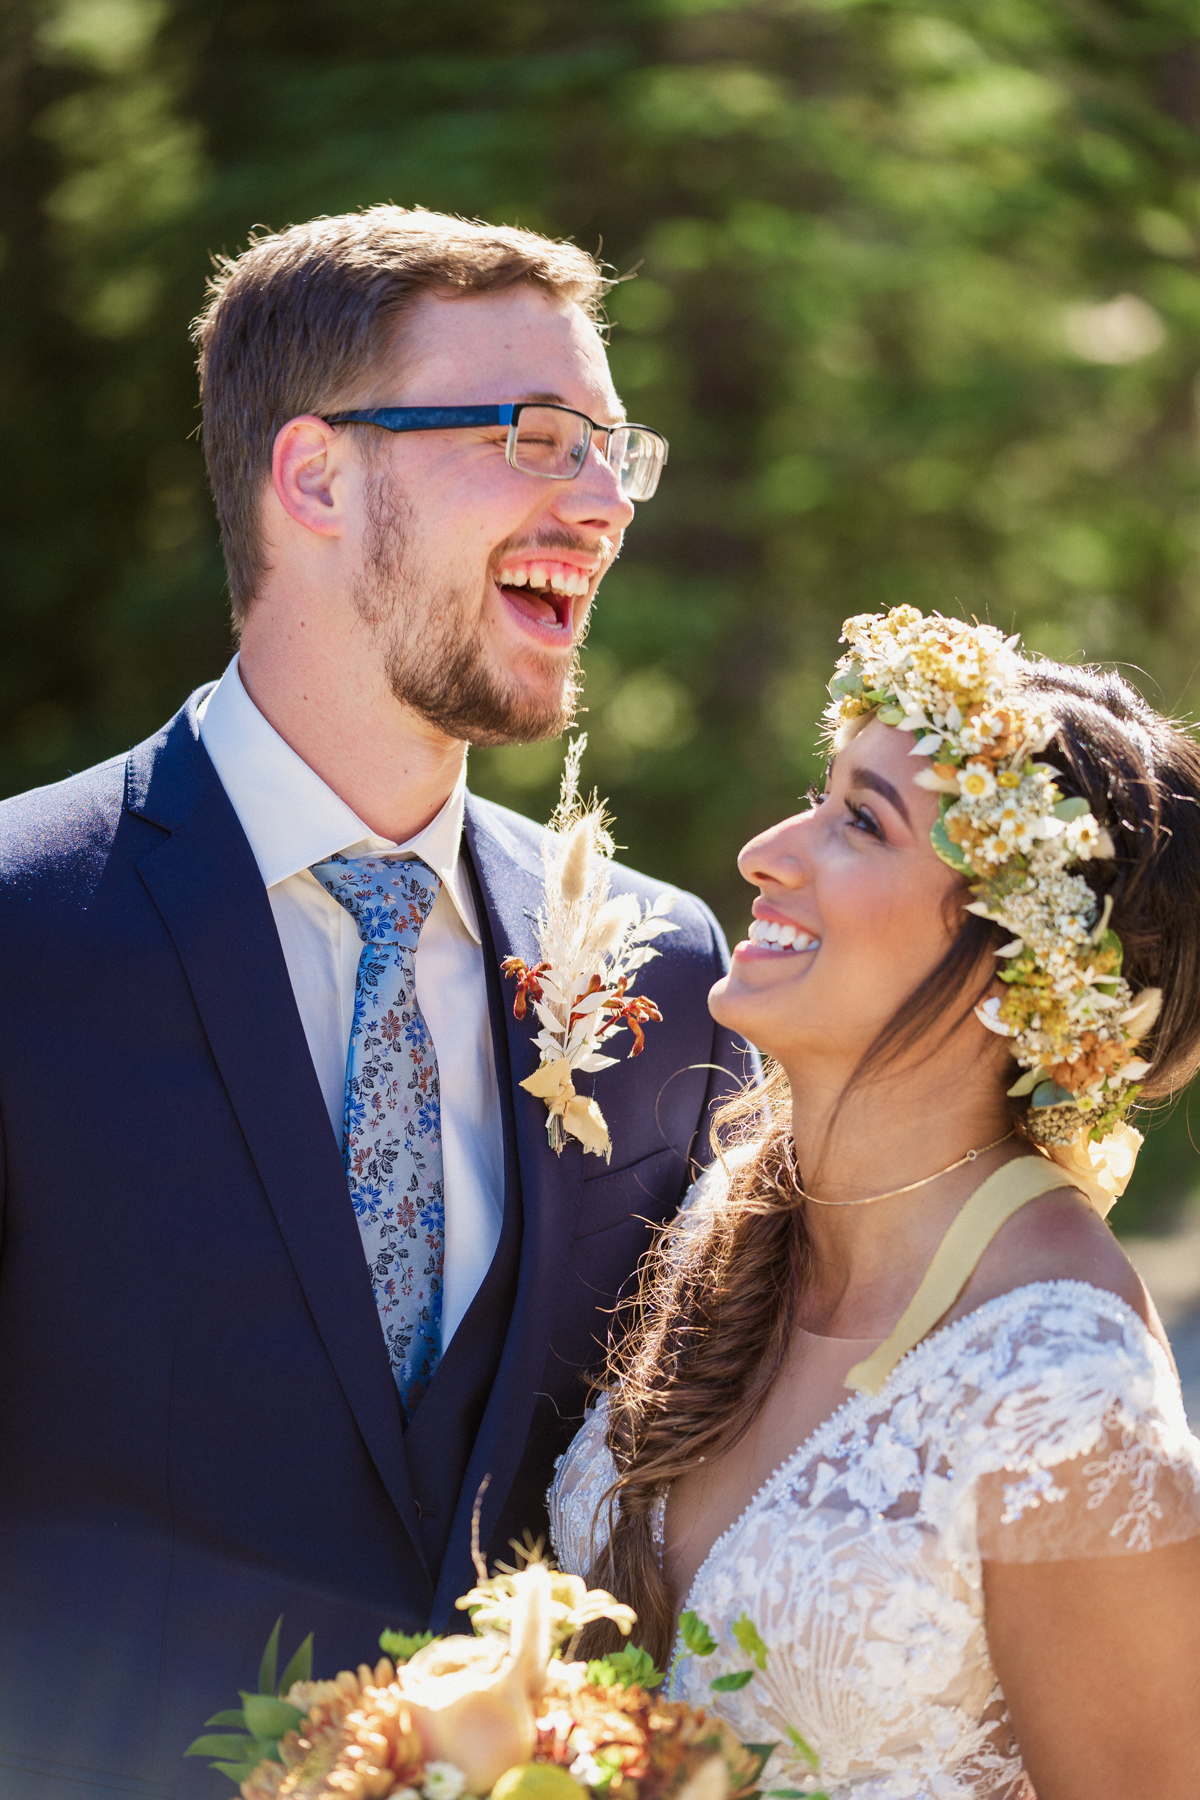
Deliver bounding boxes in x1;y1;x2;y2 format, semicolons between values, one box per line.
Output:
270;414;349;538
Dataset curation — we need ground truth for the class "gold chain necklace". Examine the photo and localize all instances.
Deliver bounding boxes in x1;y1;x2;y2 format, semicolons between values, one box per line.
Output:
797;1131;1015;1207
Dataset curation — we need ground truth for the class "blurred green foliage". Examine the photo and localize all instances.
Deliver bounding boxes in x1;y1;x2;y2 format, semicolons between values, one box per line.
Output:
3;0;1200;1225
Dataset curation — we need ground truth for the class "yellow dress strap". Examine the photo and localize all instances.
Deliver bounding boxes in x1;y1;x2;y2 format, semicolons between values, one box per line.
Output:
844;1156;1085;1397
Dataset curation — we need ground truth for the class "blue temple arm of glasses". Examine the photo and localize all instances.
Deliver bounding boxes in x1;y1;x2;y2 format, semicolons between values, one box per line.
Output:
323;405;516;431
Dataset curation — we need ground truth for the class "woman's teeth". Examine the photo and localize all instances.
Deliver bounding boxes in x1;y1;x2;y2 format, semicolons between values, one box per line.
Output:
747;918;819;952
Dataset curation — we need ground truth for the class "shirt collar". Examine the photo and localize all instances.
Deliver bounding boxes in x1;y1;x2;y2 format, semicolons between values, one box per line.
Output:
197;655;480;944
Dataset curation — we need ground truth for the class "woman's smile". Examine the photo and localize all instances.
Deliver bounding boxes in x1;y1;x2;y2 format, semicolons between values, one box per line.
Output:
737;909;821;957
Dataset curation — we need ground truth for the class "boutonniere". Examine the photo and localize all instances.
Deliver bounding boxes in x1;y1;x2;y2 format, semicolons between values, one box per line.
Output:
502;737;677;1161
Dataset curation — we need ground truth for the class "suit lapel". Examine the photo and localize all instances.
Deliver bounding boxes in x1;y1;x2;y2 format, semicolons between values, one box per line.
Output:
429;797;584;1615
127;701;429;1582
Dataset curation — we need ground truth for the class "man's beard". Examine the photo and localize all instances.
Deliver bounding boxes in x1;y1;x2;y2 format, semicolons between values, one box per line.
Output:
353;473;583;746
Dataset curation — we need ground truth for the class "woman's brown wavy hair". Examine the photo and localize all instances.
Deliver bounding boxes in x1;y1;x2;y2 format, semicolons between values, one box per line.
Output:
577;660;1200;1669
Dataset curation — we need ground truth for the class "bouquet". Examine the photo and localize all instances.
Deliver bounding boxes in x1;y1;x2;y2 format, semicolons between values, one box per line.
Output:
184;1552;806;1800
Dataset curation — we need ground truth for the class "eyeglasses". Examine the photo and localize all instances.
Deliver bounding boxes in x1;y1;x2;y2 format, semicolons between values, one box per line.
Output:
322;403;669;502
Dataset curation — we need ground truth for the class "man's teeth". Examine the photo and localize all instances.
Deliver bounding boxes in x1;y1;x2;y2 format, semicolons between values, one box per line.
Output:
497;562;593;597
747;918;819;952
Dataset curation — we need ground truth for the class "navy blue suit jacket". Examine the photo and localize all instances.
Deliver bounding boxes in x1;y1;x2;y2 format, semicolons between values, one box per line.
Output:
0;693;751;1800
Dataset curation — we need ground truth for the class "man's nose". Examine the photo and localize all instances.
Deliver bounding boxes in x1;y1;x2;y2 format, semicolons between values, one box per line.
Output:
550;436;636;534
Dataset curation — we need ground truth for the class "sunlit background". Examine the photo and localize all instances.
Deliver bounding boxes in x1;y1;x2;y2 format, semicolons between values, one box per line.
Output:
5;0;1200;1233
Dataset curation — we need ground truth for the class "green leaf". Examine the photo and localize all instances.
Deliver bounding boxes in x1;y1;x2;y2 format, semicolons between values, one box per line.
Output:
379;1627;438;1663
278;1631;314;1696
738;1744;777;1784
240;1693;305;1739
1053;796;1090;821
211;1762;260;1782
1094;927;1123;972
204;1709;249;1729
678;1609;718;1656
930;812;968;873
711;1669;756;1692
876;704;906;725
1006;1068;1041;1098
785;1724;820;1772
258;1616;282;1697
766;1790;810;1797
828;668;863;698
1031;1080;1074;1109
732;1614;768;1671
185;1733;255;1759
587;1644;665;1691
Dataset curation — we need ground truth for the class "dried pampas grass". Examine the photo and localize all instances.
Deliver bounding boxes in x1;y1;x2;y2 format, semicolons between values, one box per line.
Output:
503;737;678;1158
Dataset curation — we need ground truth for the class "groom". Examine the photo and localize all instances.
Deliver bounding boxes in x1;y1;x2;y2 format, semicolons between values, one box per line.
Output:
0;208;748;1799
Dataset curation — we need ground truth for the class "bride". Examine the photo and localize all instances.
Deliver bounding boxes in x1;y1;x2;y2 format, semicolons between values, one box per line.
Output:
550;607;1200;1799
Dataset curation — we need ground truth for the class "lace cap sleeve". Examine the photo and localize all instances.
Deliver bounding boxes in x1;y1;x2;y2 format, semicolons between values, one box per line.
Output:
956;1284;1200;1564
548;1398;617;1578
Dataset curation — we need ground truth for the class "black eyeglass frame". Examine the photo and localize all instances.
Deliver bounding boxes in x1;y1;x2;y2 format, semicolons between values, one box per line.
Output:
321;402;668;499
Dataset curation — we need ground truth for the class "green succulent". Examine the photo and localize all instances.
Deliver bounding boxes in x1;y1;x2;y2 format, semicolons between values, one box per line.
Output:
184;1617;313;1786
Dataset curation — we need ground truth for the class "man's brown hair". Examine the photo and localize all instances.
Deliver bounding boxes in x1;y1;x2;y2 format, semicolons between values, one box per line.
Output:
191;206;610;620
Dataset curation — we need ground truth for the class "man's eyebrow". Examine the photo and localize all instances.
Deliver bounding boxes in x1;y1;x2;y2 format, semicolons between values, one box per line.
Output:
514;391;628;425
850;767;912;827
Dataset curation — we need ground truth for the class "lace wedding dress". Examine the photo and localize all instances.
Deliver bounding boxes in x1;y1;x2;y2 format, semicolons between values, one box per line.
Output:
549;1162;1200;1800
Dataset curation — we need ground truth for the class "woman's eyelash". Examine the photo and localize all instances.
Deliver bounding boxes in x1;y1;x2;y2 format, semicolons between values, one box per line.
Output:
807;782;881;838
846;799;883;838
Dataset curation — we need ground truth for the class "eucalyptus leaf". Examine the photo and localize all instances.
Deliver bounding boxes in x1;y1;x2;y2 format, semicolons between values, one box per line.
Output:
930;814;968;873
1031;1081;1074;1109
678;1609;717;1657
876;704;906;725
1095;928;1124;972
1006;1068;1041;1097
1053;796;1090;821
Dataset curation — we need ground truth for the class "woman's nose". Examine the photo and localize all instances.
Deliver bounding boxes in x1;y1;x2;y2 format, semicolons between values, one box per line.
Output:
737;814;809;889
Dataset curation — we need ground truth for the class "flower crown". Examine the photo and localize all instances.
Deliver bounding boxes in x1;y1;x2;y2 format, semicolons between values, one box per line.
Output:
823;605;1161;1208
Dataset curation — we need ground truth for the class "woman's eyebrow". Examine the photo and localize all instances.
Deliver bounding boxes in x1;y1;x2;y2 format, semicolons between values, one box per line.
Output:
849;767;911;827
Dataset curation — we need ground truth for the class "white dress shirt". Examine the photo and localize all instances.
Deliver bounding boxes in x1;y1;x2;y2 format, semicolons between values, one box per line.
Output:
197;656;505;1347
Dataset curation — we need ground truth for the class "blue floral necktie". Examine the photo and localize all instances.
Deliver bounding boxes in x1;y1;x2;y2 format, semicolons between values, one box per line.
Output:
310;853;444;1416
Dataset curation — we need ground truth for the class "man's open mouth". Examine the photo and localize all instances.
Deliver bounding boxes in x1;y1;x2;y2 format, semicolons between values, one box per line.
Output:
495;559;595;631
